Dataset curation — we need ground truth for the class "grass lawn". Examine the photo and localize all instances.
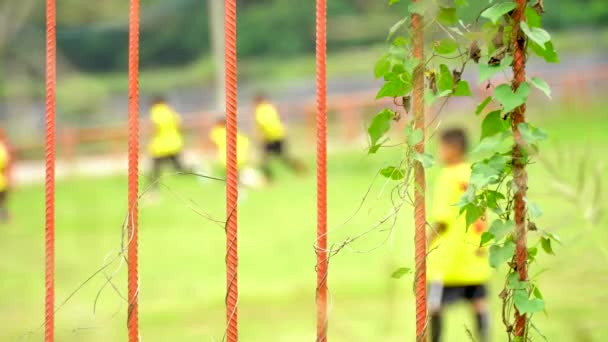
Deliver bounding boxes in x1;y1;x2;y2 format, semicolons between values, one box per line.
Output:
1;102;607;341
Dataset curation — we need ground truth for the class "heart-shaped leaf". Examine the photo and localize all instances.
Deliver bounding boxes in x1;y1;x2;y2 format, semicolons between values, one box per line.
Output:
453;80;472;97
530;77;552;99
380;166;406;180
488;219;514;241
438;64;454;93
514;289;545;314
489;240;515;268
476;96;493;115
481;2;517;24
413;152;435;169
479;56;513;84
434;39;459;54
494;82;531;113
481;110;509;140
521;22;551;48
368;109;393;148
391;267;412;279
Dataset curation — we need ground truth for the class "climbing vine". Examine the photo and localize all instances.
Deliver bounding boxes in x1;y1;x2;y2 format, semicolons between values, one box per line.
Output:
369;0;558;340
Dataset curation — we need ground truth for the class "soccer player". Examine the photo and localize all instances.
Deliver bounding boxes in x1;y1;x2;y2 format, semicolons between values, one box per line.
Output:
427;128;491;342
253;93;305;181
209;118;250;172
147;96;189;184
0;129;11;222
209;119;263;188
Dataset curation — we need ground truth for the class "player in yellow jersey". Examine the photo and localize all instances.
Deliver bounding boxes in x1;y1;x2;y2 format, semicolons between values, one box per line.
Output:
209;119;264;188
209;119;250;171
428;129;490;342
0;129;11;222
253;94;305;181
147;96;190;185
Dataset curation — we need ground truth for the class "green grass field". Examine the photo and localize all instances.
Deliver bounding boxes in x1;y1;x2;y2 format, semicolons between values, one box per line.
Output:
1;101;607;341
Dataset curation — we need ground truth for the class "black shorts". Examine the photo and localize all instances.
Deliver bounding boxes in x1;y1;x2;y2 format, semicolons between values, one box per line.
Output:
429;283;487;309
264;140;285;155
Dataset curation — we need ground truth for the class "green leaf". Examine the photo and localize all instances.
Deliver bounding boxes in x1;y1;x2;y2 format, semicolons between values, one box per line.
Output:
453;81;472;97
525;200;544;219
514;289;545;314
403;57;420;73
485;190;506;211
507;272;528;290
476;96;493;115
368;109;393;148
425;89;452;106
408;2;429;15
530;40;559;63
540;237;554;255
471;131;512;155
481;110;508;140
413;152;435;169
469;154;510;189
489;240;516;268
438;64;454;93
389;0;401;5
521;22;551;48
528;246;538;262
480;232;494;246
392;36;409;47
533;286;544;300
525;7;542;28
408;128;424;146
388;18;408;41
518;122;548;145
437;7;458;26
530;77;552;99
434;39;458;54
464;203;484;231
479;56;513;83
381;166;405;180
487;153;511;170
368;144;382;154
456;187;477;211
374;55;391;79
488;219;514;241
493;82;531;113
481;2;517;24
376;72;413;99
544;232;561;244
470;162;501;188
388;44;407;60
391;267;412;279
455;0;469;7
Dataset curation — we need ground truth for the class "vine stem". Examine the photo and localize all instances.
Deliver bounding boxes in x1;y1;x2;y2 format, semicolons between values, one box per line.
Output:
511;0;529;337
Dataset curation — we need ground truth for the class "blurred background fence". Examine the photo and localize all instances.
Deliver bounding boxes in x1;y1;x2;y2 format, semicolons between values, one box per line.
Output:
1;0;607;171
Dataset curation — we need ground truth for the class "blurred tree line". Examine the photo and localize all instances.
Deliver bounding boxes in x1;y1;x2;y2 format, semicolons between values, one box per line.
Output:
6;0;606;73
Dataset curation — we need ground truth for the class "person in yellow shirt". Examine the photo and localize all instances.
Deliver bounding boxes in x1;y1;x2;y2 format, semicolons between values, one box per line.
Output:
209;119;266;189
428;128;490;342
0;129;11;222
148;96;189;185
209;119;250;171
253;94;305;181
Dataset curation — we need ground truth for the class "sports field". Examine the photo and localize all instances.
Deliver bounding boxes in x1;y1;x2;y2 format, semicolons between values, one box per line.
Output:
1;102;606;341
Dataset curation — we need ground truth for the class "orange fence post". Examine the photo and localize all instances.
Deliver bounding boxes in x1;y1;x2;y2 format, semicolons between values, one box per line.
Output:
411;1;428;340
511;0;529;337
127;0;140;340
315;0;328;340
44;0;56;340
224;0;239;340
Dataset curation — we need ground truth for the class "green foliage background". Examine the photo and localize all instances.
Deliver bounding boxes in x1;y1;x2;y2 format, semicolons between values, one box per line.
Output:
7;0;608;72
